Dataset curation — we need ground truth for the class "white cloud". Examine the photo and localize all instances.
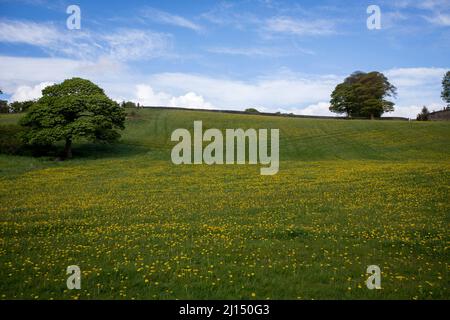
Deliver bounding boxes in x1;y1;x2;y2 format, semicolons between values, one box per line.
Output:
0;20;98;60
295;102;335;117
207;47;282;57
142;7;202;32
207;46;314;57
0;56;125;92
134;84;171;106
147;72;339;109
264;16;336;36
10;81;54;102
273;102;337;117
420;0;450;9
389;0;450;10
385;67;447;86
200;3;260;30
385;67;447;115
382;11;409;29
388;105;422;118
386;0;450;27
0;20;60;46
169;92;214;109
134;69;450;117
425;13;450;26
387;103;443;118
0;19;172;61
0;55;447;118
103;29;172;61
133;85;214;109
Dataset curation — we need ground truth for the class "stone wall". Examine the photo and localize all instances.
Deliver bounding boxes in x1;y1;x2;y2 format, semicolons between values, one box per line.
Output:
429;109;450;121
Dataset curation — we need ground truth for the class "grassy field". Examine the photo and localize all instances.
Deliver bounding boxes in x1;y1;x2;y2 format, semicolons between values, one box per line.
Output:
0;108;449;300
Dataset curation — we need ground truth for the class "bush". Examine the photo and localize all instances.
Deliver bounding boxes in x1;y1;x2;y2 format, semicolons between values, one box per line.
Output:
0;124;26;154
0;124;55;156
245;108;260;113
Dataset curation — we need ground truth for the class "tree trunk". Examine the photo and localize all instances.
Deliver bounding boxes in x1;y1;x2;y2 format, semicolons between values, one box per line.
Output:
370;113;375;120
63;138;72;159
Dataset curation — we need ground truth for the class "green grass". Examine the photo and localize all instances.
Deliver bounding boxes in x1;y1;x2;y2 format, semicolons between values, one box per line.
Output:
0;108;449;300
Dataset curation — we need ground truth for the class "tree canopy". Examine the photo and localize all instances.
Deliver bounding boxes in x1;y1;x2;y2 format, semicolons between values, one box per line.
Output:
330;71;397;119
245;108;260;113
20;78;126;159
442;71;450;108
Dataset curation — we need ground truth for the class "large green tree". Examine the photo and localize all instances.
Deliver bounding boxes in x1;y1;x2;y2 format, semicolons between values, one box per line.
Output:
442;71;450;108
20;78;126;159
330;71;397;119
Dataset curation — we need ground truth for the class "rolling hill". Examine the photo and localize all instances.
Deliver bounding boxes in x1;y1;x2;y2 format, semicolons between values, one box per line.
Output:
0;108;448;299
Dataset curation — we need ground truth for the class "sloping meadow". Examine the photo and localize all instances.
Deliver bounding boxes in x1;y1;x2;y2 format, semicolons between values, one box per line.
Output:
0;109;449;299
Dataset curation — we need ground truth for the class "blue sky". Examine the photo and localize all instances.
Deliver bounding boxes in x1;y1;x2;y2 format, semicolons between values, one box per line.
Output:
0;0;449;117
